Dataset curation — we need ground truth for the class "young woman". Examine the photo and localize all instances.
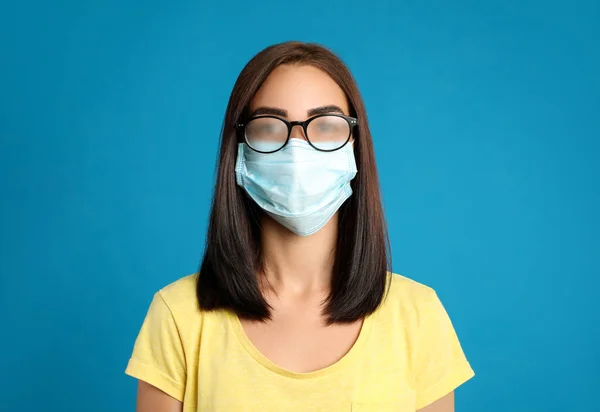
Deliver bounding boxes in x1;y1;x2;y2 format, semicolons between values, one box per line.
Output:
125;41;474;412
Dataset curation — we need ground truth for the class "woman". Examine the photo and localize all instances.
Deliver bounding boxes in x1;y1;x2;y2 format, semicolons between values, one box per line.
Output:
125;41;474;412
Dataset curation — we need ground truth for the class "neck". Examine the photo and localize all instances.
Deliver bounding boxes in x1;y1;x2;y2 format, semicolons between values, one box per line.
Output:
259;214;338;297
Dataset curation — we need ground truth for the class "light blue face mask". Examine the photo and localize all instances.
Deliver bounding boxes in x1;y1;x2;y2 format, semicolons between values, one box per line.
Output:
235;138;358;236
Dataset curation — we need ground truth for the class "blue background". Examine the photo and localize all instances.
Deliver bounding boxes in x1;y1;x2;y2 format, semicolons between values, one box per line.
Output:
1;0;598;411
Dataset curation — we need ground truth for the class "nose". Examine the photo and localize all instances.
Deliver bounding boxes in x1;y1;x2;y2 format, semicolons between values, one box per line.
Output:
289;123;308;141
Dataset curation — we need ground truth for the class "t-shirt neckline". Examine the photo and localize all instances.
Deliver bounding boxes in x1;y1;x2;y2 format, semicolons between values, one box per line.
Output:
227;309;374;380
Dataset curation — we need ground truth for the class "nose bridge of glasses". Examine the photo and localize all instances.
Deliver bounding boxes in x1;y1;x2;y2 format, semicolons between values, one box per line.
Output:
289;121;308;140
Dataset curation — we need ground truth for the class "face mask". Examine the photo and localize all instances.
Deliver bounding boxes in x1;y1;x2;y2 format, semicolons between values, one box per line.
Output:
235;138;357;236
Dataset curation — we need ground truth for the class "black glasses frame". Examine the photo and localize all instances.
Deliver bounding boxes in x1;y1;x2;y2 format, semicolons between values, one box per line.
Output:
236;114;358;153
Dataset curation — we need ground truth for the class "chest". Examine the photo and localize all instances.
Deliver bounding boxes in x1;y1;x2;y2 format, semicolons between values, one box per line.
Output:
191;310;416;412
240;310;362;373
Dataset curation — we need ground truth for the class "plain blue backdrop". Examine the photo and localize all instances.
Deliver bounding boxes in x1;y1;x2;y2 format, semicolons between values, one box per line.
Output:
1;0;598;411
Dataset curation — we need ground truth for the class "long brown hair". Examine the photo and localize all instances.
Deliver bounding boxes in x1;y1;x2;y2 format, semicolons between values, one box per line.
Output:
197;41;391;323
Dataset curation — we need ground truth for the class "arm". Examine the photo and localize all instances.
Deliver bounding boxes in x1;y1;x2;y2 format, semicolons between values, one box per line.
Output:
417;392;453;412
137;381;183;412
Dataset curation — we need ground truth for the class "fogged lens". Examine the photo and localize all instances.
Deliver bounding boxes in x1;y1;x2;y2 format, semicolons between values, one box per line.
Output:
306;115;351;151
245;117;288;152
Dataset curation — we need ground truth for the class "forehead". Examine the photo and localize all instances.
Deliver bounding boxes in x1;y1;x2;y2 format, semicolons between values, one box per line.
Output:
249;64;349;114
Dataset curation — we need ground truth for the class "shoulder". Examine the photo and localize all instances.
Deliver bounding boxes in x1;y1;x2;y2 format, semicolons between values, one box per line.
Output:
378;273;442;322
386;272;438;307
158;272;198;301
154;273;201;325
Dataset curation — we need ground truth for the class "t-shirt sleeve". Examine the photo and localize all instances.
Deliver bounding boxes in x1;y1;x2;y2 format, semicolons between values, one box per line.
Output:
413;290;475;409
125;291;186;402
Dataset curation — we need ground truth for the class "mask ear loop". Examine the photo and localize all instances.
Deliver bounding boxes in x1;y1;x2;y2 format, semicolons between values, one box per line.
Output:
235;143;247;187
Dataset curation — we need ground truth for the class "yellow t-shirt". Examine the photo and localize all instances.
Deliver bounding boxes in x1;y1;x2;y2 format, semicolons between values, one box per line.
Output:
125;273;474;411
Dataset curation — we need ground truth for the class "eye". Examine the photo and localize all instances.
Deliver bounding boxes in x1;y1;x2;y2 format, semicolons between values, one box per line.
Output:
310;116;346;135
246;118;287;136
256;124;279;133
317;122;337;132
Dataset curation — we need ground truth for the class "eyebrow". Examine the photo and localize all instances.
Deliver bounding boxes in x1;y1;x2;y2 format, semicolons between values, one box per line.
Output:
249;105;345;118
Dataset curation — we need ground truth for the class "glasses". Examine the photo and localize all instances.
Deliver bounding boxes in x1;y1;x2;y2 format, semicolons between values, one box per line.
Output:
237;114;358;153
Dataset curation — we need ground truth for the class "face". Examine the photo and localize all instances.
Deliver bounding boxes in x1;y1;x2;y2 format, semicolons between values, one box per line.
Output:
247;64;351;149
